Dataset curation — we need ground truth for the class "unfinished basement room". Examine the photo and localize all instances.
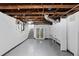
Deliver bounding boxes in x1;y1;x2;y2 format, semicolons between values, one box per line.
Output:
0;3;79;56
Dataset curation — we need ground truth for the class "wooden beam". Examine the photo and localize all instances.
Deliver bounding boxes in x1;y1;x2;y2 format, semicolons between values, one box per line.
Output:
13;15;59;20
64;4;79;15
75;7;79;10
14;16;43;19
17;18;44;22
0;4;76;9
20;19;44;21
5;12;65;15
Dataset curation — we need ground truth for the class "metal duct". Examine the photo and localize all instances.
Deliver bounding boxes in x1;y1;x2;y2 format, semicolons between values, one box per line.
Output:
44;14;55;23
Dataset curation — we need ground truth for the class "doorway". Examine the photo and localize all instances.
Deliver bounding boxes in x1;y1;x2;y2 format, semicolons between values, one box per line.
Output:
34;27;45;40
27;24;34;39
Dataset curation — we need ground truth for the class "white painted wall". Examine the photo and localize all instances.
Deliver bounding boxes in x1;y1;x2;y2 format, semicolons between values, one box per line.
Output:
50;11;79;55
45;25;51;38
0;12;29;55
50;18;67;50
49;11;79;55
28;24;34;30
67;12;79;56
60;18;67;51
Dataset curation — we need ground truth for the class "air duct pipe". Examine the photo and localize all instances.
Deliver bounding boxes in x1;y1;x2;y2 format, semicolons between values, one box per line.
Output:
44;14;60;24
44;14;55;23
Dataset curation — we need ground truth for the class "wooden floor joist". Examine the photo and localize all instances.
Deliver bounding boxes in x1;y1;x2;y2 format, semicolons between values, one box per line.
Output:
0;3;79;24
0;5;76;9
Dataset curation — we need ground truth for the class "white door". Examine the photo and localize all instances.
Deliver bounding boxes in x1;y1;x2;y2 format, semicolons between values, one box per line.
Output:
35;28;45;39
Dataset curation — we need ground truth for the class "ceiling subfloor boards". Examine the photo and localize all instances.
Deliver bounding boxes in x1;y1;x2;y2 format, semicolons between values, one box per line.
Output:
0;3;79;24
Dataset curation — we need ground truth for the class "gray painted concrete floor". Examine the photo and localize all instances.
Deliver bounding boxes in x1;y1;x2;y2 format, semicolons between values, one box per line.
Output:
4;39;73;56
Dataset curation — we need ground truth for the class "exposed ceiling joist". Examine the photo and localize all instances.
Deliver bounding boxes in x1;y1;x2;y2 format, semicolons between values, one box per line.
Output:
0;5;76;9
65;4;79;15
15;16;43;19
0;3;79;24
6;12;65;15
62;4;79;17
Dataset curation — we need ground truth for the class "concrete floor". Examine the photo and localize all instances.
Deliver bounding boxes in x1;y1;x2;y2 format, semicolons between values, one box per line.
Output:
4;29;73;56
4;39;73;56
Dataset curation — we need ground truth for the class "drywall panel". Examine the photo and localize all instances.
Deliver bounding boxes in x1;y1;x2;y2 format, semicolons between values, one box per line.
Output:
67;12;79;55
75;12;79;56
59;18;67;50
50;18;67;50
0;12;29;55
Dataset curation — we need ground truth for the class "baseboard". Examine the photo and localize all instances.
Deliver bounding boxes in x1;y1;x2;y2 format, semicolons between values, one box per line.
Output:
45;38;52;40
67;50;74;56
